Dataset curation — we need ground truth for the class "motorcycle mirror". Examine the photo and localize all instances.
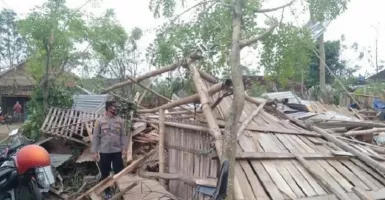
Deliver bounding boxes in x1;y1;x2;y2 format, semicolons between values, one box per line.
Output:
8;129;18;136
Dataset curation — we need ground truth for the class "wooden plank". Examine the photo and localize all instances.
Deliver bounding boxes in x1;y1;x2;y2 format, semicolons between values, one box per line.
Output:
275;134;327;196
316;145;370;191
116;175;175;200
51;108;60;135
238;134;285;200
352;187;375;200
60;109;70;136
295;155;351;200
235;152;352;160
79;111;85;138
350;158;385;186
238;154;269;200
41;107;53;131
234;162;257;200
262;133;306;198
269;134;318;197
323;144;381;191
56;109;66;136
45;108;58;133
73;110;82;137
285;135;343;191
292;135;354;192
89;192;101;200
256;133;297;199
340;160;381;190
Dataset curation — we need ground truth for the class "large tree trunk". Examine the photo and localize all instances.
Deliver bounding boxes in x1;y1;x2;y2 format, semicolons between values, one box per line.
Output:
318;34;326;90
225;0;245;199
41;49;51;112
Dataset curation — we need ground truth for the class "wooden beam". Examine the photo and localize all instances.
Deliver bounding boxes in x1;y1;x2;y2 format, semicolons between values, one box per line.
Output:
234;152;352;160
237;101;266;139
158;109;166;186
110;181;139;200
139;171;217;187
137;81;229;113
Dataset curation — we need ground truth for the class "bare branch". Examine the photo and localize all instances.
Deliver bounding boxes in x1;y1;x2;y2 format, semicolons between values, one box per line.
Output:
240;24;278;48
254;0;295;13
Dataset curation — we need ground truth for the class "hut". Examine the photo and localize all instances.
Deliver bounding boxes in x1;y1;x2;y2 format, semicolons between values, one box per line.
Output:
0;60;34;114
147;79;385;200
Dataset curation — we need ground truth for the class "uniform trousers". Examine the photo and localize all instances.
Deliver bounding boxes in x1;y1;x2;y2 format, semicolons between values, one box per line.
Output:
99;152;124;193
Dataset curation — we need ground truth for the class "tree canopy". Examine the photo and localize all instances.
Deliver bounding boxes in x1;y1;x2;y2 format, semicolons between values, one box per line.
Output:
0;9;27;69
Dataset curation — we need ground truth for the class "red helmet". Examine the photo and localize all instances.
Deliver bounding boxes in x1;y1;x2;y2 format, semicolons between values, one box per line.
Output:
15;145;50;174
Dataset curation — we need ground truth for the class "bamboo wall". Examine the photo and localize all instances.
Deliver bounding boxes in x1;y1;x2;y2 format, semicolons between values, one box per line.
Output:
166;120;219;200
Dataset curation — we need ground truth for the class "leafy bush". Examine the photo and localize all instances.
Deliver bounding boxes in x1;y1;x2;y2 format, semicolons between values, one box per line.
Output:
23;84;73;139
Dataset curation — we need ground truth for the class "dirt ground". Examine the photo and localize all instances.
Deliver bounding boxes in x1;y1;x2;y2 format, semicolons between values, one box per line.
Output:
0;123;22;141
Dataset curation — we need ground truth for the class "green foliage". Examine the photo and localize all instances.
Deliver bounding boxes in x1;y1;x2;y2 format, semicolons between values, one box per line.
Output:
22;84;73;139
261;24;314;87
0;9;27;69
354;83;385;96
146;0;262;74
146;0;350;88
87;9;128;63
308;0;349;22
18;0;89;78
307;40;350;87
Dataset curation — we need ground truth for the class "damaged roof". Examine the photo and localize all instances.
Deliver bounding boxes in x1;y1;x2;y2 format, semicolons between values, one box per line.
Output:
72;94;113;114
163;80;385;200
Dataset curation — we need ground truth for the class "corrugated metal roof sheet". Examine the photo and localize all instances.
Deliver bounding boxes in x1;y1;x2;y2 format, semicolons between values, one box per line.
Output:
50;154;72;167
261;91;301;104
72;94;113;113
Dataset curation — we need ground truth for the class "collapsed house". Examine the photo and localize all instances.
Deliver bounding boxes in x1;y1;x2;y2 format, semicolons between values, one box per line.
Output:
38;52;385;199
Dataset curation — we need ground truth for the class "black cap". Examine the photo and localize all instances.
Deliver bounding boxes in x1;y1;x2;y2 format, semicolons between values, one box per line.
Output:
105;101;117;111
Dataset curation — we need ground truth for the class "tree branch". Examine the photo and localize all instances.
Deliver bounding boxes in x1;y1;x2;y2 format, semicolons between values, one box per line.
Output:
240;24;278;48
254;0;295;13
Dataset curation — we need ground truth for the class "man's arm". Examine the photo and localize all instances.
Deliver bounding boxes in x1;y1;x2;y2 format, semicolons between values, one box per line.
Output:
91;119;101;153
120;120;128;151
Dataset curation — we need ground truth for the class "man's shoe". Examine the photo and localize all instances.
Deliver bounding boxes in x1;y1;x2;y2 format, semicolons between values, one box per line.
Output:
104;193;112;199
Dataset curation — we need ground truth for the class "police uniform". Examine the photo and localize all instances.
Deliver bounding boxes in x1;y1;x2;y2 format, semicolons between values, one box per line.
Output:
91;115;128;180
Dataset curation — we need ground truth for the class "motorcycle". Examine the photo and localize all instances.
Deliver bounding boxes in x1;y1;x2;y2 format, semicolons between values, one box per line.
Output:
0;129;55;200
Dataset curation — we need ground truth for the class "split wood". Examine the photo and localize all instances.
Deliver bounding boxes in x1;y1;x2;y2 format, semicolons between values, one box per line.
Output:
295;155;350;200
75;150;156;200
137;81;229;113
309;124;385;174
236;100;266;139
139;171;216;187
158;108;166;186
344;128;385;136
110;181;139;200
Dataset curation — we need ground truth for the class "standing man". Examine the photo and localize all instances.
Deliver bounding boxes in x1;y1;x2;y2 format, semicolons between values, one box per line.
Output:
13;101;22;123
91;101;128;199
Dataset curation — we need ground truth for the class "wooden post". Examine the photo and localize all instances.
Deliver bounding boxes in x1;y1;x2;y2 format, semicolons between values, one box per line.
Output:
188;64;244;200
295;155;350;200
236;101;266;139
159;108;166;186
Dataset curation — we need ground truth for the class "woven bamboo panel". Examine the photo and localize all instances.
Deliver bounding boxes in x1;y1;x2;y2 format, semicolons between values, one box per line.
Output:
40;107;101;143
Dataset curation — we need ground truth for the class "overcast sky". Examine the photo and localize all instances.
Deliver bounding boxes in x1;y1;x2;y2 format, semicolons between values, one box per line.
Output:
1;0;384;77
